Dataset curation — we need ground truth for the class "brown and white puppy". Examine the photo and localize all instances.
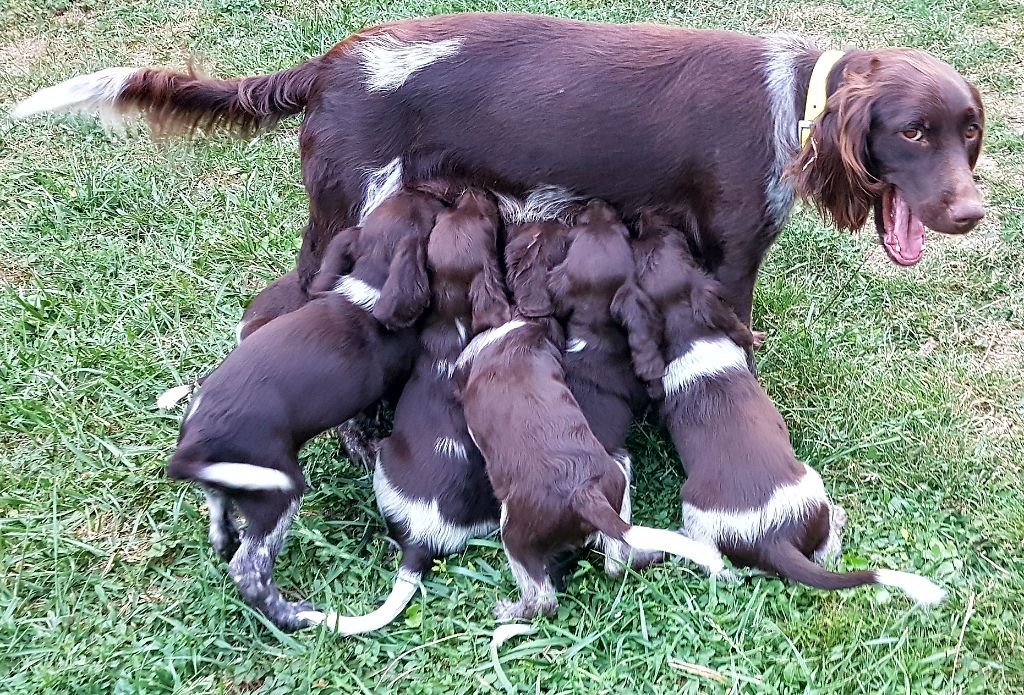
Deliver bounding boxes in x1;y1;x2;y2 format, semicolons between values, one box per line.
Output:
165;188;444;632
301;188;510;634
547;200;666;576
456;222;724;621
632;218;946;605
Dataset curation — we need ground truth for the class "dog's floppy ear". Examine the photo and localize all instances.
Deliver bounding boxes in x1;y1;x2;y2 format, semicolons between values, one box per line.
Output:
469;260;511;333
689;279;755;348
309;226;361;293
506;232;554;318
546;259;572;319
373;234;430;330
788;59;885;231
611;279;666;387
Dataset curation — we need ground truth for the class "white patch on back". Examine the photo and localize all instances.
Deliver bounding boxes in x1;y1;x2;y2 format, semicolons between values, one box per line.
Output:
373;460;496;555
11;67;138;125
662;337;748;396
682;464;828;547
434;436;468;461
761;34;815;230
355;34;464;93
333;275;380;312
196;462;295;492
496;185;581;225
565;337;587;353
455;319;527;369
359;157;403;223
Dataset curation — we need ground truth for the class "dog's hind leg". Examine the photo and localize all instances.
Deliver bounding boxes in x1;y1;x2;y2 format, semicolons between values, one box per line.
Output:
600;452;664;579
495;531;558;622
203;486;240;561
230;487;318;631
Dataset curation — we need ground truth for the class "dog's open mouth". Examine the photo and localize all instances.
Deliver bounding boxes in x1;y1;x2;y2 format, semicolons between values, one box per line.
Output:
876;186;925;266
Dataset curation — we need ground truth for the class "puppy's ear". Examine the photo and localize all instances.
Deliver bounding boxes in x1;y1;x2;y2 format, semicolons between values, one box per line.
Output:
689;280;755;348
469;260;511;333
373;235;430;330
611;279;666;387
788;60;885;231
309;226;361;294
506;235;554;318
546;260;572;318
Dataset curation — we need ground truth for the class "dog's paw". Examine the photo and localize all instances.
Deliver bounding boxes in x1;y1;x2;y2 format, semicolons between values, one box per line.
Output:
712;568;743;584
494;598;529;622
751;330;767;350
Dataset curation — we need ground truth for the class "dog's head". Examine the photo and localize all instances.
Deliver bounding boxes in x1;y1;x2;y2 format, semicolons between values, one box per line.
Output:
428;188;511;334
356;189;447;329
790;49;985;266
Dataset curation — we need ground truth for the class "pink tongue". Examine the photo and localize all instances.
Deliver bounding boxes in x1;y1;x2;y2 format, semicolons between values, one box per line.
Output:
891;190;925;262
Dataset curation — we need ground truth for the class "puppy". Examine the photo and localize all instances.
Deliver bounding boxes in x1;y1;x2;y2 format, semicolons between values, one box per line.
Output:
301;189;510;634
632;218;946;605
166;188;444;631
456;222;724;621
547;200;667;576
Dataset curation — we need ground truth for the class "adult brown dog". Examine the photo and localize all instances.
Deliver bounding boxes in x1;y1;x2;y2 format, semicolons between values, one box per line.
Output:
14;13;986;340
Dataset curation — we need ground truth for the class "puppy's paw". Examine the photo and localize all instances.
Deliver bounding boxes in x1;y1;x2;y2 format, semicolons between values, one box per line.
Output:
751;330;767;350
494;598;530;622
712;568;743;584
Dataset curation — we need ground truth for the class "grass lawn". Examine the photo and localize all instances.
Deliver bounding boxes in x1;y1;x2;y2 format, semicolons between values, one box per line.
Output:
2;0;1023;692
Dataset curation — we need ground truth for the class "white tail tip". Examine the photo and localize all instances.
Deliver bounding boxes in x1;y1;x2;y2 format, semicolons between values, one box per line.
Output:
156;383;195;410
299;569;421;636
874;569;947;606
11;67;137;120
623;526;725;574
195;462;295;492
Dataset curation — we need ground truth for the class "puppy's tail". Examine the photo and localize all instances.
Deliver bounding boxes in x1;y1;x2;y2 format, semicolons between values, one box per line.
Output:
12;60;321;138
298;548;432;636
763;541;946;606
572;485;725;574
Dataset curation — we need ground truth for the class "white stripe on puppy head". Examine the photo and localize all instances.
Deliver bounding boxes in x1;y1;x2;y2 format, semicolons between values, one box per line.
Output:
455;319;527;369
662;337;748;397
355;34;464;93
11;67;138;122
195;462;295;492
333;275;380;312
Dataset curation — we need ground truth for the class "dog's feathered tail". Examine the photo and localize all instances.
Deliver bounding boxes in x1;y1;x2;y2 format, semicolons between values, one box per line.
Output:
297;547;433;636
12;60;322;138
571;484;725;574
762;541;946;606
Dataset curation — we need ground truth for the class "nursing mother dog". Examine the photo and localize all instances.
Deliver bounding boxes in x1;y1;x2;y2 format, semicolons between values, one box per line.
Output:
14;12;986;360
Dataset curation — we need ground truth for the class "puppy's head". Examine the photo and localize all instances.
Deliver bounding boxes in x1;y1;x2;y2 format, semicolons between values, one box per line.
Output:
359;188;447;329
428;188;511;333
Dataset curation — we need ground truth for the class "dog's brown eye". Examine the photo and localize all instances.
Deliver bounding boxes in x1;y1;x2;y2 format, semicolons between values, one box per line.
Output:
901;128;924;142
965;124;981;139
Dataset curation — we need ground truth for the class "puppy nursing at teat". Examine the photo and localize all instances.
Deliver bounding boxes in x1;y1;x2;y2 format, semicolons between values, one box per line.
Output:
299;188;510;634
632;215;946;605
165;188;443;631
456;212;724;621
